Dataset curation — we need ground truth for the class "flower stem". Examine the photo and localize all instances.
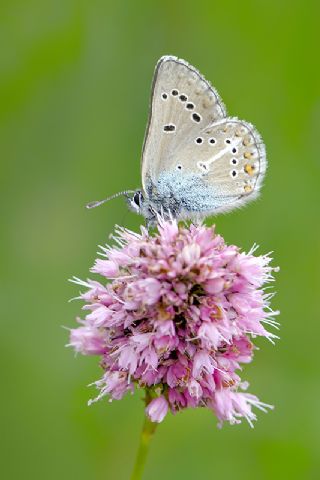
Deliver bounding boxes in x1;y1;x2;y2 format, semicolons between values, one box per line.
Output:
130;393;158;480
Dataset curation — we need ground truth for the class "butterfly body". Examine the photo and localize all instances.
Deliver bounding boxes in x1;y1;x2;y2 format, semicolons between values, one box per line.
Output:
127;173;215;225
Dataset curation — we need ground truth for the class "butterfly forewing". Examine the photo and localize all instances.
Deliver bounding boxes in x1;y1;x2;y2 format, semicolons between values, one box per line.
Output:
141;56;227;190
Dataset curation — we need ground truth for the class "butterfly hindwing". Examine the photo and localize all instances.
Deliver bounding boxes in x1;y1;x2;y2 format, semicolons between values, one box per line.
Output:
170;117;267;214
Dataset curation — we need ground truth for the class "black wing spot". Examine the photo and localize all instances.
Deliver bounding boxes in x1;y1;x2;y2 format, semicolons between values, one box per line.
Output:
162;93;168;100
192;113;201;123
179;94;187;102
163;124;176;132
171;89;179;96
198;162;208;172
186;102;194;110
195;137;203;144
209;138;216;144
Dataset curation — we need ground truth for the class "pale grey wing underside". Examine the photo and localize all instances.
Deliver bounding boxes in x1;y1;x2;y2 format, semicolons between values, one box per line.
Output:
171;117;267;204
148;117;267;219
141;55;227;191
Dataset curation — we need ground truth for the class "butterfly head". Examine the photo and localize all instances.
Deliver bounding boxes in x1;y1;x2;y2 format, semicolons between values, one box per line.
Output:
126;189;163;227
125;190;144;214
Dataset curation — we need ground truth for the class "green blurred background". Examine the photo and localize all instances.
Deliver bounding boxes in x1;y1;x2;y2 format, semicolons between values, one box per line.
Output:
1;1;319;479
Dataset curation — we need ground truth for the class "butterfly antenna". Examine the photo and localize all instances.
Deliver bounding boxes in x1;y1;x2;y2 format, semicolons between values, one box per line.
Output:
86;190;135;209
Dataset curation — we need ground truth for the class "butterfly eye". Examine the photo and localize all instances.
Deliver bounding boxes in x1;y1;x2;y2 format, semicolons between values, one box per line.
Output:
133;192;141;206
161;93;168;100
176;164;183;171
209;138;216;145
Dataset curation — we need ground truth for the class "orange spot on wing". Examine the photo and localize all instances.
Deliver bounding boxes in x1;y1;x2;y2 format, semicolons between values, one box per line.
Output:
244;163;255;175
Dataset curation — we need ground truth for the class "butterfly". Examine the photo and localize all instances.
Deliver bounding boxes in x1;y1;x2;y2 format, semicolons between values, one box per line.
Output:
88;56;267;226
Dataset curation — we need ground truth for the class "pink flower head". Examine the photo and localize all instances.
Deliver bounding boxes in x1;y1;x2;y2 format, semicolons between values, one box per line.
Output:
69;218;279;427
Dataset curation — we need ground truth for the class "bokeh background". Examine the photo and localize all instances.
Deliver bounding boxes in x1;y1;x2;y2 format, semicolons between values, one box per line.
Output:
1;1;319;479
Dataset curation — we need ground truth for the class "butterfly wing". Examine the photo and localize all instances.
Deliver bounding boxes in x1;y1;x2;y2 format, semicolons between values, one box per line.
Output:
168;117;267;216
141;56;227;192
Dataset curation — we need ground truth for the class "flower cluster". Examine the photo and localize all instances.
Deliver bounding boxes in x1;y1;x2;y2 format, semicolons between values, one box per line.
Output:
69;219;279;427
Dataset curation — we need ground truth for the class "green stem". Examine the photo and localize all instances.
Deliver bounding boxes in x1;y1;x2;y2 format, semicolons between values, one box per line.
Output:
130;392;158;480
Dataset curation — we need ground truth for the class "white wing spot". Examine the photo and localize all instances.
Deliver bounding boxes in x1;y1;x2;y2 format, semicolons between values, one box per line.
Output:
197;162;209;173
203;146;230;168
